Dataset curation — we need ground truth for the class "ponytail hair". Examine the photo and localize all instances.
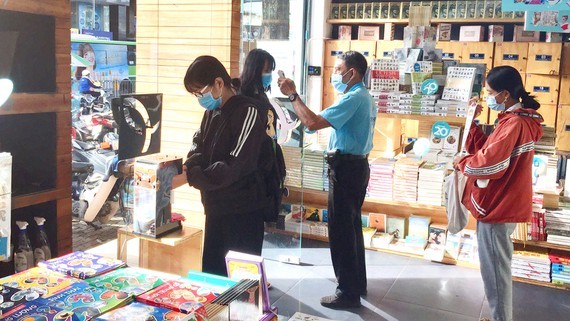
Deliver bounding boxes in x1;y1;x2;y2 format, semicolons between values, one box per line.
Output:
519;90;540;110
486;65;540;110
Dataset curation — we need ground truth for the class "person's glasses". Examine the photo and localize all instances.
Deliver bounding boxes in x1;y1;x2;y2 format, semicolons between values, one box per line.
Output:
192;84;210;98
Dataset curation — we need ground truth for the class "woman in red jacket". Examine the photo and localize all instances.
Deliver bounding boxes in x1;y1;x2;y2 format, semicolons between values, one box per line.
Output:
455;66;543;321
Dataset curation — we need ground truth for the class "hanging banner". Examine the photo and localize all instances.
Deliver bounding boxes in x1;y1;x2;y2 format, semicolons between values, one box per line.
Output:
503;0;570;12
524;10;570;32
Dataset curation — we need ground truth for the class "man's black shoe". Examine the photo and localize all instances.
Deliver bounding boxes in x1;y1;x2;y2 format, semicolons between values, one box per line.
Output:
320;294;361;309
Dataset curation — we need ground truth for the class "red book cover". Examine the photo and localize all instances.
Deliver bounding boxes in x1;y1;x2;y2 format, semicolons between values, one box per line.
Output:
541;211;546;241
136;280;217;316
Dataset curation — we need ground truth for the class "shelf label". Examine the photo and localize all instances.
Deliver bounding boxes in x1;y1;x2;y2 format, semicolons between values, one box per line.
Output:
566;125;570;132
442;52;454;59
503;54;519;61
535;55;552;62
383;51;392;57
469;53;485;60
330;50;343;57
360;51;369;57
432;121;451;139
533;86;550;93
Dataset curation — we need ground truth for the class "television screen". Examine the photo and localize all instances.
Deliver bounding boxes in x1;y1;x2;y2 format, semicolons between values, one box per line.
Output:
0;10;56;93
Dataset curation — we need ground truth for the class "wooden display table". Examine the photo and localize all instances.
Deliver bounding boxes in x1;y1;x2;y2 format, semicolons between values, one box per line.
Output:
117;226;203;276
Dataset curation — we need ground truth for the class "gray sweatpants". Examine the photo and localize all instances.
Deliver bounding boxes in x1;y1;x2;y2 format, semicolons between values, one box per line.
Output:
477;221;517;321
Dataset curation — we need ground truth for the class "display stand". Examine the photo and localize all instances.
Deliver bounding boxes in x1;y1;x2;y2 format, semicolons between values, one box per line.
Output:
116;225;202;276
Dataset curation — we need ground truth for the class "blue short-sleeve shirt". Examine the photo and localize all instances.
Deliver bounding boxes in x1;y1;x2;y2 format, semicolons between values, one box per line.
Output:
320;82;376;155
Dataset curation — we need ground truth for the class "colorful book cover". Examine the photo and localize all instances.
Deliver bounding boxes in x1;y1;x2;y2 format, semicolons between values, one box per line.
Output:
86;267;170;297
424;224;448;262
0;267;80;298
93;302;197;321
38;251;126;279
225;251;269;314
136;279;217;316
369;213;387;232
0;285;41;316
0;301;74;321
40;282;132;321
386;216;406;239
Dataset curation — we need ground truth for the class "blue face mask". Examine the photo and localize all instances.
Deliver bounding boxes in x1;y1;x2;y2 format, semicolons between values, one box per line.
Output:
262;73;272;89
330;69;352;93
198;91;222;111
486;92;506;112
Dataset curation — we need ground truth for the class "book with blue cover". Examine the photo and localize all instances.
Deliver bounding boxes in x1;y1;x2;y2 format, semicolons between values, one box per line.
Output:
0;301;74;321
86;267;171;296
93;302;197;321
0;267;81;298
38;251;126;279
39;282;132;320
0;284;41;316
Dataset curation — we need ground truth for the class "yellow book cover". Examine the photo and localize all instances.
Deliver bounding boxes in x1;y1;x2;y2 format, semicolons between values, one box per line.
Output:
0;267;80;298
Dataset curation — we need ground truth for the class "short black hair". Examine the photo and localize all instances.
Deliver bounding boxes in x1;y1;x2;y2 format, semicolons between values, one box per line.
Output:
183;55;232;93
339;51;367;77
487;65;540;110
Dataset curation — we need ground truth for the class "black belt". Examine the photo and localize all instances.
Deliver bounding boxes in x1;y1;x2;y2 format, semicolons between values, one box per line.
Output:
326;152;368;163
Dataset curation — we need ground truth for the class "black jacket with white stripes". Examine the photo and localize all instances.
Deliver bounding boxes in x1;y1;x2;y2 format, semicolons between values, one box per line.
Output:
186;95;271;215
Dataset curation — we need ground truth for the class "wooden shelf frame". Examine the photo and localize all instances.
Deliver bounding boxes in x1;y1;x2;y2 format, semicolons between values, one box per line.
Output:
513;277;570;291
378;112;467;123
513;239;570;252
327;18;525;25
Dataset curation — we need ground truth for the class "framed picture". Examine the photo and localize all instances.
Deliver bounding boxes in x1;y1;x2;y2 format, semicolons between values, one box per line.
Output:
457;1;467;19
449;1;457;19
439;1;448;19
381;3;390;19
390;2;401;19
485;0;495;19
402;3;411;19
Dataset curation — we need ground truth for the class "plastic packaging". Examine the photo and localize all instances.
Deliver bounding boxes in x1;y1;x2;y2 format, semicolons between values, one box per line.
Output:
33;217;52;265
14;221;34;272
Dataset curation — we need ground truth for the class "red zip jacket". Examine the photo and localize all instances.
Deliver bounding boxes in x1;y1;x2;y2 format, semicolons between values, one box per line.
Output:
458;107;544;223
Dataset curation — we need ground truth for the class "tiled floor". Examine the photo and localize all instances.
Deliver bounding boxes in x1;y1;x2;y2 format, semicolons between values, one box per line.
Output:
86;232;570;321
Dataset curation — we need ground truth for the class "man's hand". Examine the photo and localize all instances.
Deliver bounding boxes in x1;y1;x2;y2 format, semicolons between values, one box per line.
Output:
277;78;296;96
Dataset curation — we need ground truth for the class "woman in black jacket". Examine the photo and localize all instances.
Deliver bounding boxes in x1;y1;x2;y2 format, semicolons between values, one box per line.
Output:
183;55;270;276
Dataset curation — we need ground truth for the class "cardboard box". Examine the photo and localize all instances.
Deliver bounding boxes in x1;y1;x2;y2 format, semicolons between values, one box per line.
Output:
513;25;540;42
358;26;380;40
459;25;484;42
383;23;395;41
338;25;352;40
546;32;563;43
437;23;452;41
133;154;183;238
488;25;504;42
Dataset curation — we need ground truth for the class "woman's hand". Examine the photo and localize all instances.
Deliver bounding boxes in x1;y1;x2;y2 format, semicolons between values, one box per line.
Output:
469;97;483;119
452;156;463;171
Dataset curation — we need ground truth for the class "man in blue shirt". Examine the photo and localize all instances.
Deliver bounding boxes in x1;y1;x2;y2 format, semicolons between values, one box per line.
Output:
79;69;101;99
278;51;376;309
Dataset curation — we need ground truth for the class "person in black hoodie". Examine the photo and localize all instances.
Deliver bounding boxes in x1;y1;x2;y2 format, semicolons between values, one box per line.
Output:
183;55;271;276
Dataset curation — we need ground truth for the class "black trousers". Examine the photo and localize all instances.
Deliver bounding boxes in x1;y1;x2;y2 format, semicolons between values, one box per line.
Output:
201;208;265;276
327;157;370;299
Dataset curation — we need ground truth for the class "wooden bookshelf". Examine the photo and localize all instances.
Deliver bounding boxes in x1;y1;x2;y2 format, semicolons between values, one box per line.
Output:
378;113;467;124
513;277;570;291
327;18;525;25
513;239;570;252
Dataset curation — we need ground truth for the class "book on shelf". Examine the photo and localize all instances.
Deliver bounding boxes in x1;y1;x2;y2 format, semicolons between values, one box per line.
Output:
225;250;270;314
424;224;448;262
386;216;407;239
38;251;126;279
370;232;394;249
369;212;387;232
362;227;377;248
86;267;171;297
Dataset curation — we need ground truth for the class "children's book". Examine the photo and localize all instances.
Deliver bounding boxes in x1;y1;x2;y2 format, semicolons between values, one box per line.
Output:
225;250;270;314
93;302;198;321
86;267;170;297
0;301;73;321
0;284;41;316
0;267;80;298
39;282;132;321
136;279;217;316
38;251;126;279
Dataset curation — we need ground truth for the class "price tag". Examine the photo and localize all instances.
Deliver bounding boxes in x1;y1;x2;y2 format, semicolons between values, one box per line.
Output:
383;51;392;57
469;53;485;59
360;51;369;57
442;52;454;59
421;79;439;95
432;121;451;139
503;54;519;61
533;86;550;93
535;55;552;62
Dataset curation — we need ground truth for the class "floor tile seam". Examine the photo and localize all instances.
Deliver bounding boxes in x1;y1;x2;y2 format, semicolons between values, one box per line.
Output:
379;297;482;319
377;264;406;302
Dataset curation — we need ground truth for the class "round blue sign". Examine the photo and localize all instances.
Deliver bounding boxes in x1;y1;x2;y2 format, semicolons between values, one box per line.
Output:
432;121;451;139
413;63;421;72
421;79;439;95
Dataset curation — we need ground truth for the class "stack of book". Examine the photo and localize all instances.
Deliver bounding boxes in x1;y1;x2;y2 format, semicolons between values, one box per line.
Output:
549;251;570;286
302;148;326;191
512;250;551;283
373;91;401;114
393;158;424;203
534;127;556;155
367;158;395;200
369;59;400;92
434;99;469;117
545;208;570;246
282;146;302;188
417;162;447;206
